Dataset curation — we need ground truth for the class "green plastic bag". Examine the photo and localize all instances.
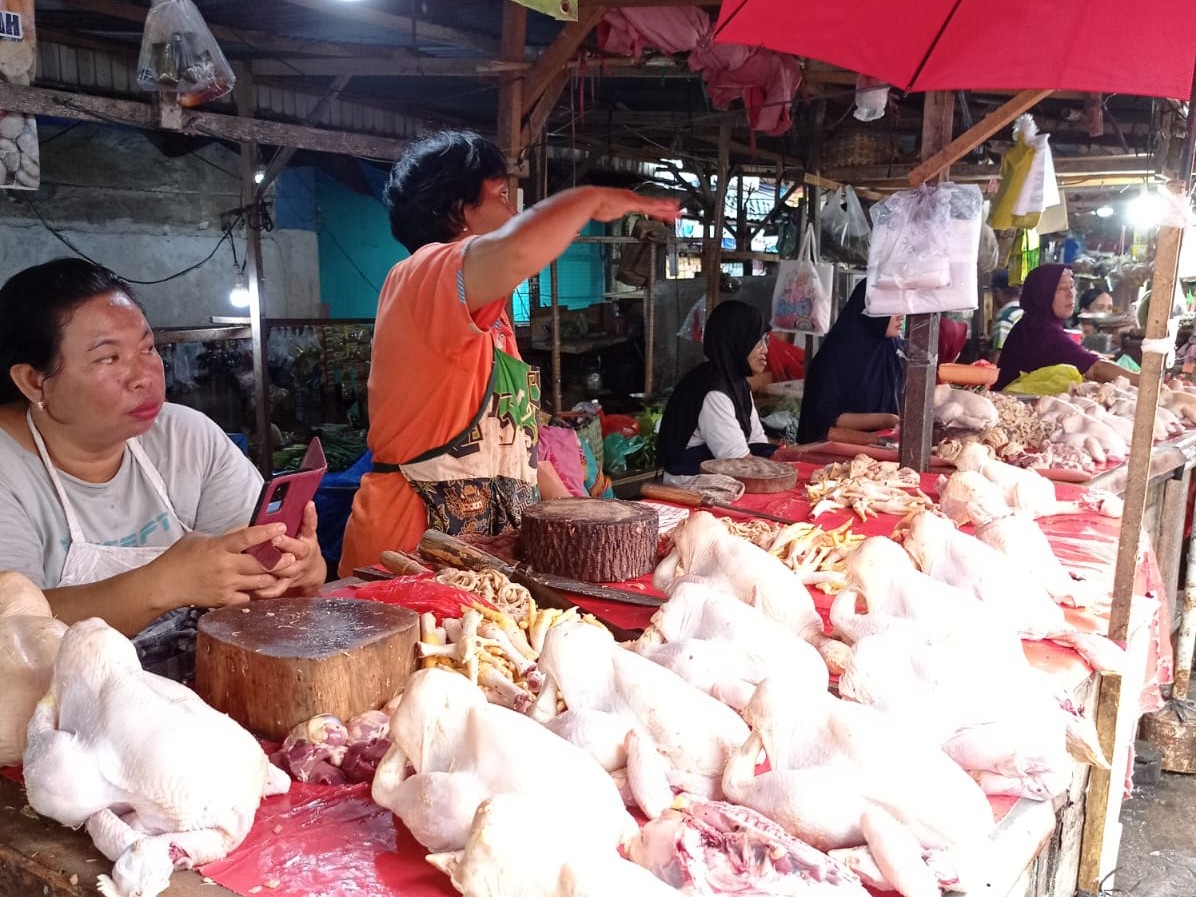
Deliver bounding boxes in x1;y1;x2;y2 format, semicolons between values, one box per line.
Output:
1002;363;1083;396
603;433;645;476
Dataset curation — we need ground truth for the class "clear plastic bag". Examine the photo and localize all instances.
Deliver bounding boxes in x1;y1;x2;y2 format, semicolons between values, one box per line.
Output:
868;184;952;291
677;297;707;343
136;0;235;106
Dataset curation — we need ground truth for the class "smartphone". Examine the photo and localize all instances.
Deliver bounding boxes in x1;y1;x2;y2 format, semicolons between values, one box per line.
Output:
244;438;327;568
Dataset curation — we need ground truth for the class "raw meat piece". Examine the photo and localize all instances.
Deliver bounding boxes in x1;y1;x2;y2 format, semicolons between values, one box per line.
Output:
538;618;750;817
22;618;290;897
654;511;849;672
0;572;65;765
370;667;635;852
427;792;679;897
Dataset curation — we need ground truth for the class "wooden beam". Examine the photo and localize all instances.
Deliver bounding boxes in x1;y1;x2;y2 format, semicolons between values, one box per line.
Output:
899;90;954;473
581;0;719;6
276;0;499;55
522;69;570;150
523;4;606;112
256;73;353;197
705;119;731;316
908;88;1053;186
63;0;413;59
826;154;1158;187
802;173;884;202
249;55;694;79
497;0;528;175
0;82;407;160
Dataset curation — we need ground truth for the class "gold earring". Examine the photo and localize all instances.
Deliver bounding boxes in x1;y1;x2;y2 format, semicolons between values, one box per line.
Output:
36;400;45;411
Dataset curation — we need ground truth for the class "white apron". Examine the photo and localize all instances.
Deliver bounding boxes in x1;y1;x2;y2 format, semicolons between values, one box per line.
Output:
28;411;203;681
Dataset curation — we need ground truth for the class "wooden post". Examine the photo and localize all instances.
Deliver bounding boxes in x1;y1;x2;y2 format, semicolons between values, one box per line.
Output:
899;91;954;471
705;118;731;317
550;260;562;413
496;0;526;190
234;67;273;475
1078;220;1187;892
644;242;656;398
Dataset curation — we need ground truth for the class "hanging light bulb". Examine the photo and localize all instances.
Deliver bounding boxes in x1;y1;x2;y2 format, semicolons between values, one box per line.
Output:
1095;205;1115;218
229;270;251;308
253;167;266;185
1127;185;1164;230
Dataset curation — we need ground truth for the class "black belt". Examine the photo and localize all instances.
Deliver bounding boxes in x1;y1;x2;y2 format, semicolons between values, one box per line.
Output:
372;460;403;473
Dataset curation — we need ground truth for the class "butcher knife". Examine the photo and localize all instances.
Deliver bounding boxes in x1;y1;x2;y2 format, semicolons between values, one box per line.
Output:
640;482;803;526
416;531;658;641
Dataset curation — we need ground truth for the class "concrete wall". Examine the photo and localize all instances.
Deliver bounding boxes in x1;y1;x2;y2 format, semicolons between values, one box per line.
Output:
0;123;320;327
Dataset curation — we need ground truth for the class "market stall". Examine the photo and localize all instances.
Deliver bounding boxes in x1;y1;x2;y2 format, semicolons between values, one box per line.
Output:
0;451;1170;897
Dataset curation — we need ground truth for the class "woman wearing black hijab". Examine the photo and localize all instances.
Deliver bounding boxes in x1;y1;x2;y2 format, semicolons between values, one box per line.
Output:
796;282;906;444
658;300;776;477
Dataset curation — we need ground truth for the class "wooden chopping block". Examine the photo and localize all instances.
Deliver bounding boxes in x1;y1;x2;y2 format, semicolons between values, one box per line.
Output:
699;457;798;493
521;498;658;583
195;597;418;740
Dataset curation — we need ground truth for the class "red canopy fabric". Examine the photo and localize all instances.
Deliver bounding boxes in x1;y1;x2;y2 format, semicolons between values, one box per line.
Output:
714;0;1196;99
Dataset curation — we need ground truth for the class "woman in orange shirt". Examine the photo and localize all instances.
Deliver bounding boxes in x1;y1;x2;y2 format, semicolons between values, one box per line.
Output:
339;131;677;574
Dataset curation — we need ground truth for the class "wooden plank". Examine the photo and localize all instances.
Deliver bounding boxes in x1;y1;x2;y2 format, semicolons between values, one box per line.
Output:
0;82;407;160
0;777;237;897
66;0;408;59
276;0;499;54
521;68;569;150
899;90;953;472
257;73;352;196
250;54;692;79
908;88;1052;186
496;0;527;174
705;118;731;317
802;173;884;201
523;4;606;112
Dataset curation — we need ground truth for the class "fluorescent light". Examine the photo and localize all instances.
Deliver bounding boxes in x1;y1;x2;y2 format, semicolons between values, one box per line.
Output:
1095;205;1114;218
229;271;251;308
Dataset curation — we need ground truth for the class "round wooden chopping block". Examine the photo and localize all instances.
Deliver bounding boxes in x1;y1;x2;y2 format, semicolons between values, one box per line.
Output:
195;597;418;740
521;498;658;583
700;457;797;493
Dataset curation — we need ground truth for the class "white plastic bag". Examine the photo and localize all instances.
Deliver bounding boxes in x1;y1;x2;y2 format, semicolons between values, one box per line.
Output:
867;184;952;291
771;224;833;334
866;183;983;315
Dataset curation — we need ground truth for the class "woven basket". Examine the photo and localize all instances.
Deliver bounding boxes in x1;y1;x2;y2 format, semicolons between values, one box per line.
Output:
824;128;895;166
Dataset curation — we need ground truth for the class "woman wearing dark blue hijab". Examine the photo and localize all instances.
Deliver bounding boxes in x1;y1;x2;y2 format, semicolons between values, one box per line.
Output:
796;282;905;443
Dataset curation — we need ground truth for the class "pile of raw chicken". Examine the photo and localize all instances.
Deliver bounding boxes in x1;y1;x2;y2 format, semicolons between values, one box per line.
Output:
934;376;1196;472
0;446;1128;897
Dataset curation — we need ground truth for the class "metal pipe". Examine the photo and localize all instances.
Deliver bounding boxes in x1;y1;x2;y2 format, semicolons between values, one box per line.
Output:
644;242;656;398
550;260;562;413
1173;519;1196;700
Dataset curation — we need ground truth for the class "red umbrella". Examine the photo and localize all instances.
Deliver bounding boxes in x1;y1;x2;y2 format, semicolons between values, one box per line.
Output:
714;0;1196;99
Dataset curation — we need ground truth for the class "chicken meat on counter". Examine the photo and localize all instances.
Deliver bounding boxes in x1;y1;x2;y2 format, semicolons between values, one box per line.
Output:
22;618;290;897
0;571;66;766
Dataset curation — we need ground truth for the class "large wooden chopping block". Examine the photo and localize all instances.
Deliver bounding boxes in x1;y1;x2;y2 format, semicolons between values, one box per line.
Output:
195;597;418;740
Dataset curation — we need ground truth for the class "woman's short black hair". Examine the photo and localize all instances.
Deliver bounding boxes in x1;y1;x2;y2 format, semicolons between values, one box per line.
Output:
383;130;508;253
0;257;139;404
1078;286;1109;312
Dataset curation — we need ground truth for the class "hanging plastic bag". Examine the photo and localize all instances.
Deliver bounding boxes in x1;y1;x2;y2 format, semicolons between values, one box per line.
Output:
853;74;889;122
771;224;832;334
866;183;983;316
821;185;871;265
136;0;235;107
867;184;952;291
990;115;1044;230
677;297;707;343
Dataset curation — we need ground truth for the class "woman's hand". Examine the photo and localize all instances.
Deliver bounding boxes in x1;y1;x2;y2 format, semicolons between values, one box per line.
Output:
252;501;327;598
149;523;290;610
589;188;680;224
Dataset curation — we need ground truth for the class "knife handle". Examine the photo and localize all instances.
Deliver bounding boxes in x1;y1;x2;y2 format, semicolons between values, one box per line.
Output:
640;482;707;508
417;530;515;576
379;550;432;576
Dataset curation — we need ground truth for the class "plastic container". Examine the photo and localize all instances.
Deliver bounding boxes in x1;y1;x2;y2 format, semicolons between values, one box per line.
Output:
937;363;999;388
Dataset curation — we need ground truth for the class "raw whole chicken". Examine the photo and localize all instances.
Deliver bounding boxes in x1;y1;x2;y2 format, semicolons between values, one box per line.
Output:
951;442;1122;519
0;571;66;766
1035;396;1127;461
370;667;636;852
973;514;1095;608
932;384;998;430
722;677;995;897
936;469;1013;527
901;510;1123;673
426;793;680;897
22;618;290;897
537;618;749;818
654;511;849;672
627;793;869;896
632;577;829;710
831;543;1108;800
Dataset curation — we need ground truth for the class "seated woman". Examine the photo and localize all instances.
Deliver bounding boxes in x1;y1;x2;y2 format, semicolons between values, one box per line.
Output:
993;264;1139;391
795;282;905;444
658;300;776;478
1073;286;1115;335
0;259;326;679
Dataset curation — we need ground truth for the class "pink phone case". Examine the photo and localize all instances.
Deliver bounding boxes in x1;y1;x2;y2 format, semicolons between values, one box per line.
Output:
245;439;327;568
